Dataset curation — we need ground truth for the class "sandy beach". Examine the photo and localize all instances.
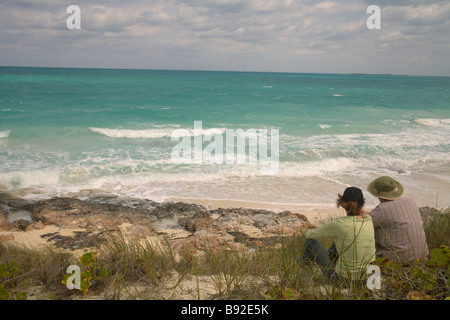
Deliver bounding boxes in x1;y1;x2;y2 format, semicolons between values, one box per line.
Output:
166;196;351;223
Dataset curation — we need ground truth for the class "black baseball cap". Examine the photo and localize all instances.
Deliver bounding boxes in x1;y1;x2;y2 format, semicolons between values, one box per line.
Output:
340;187;365;206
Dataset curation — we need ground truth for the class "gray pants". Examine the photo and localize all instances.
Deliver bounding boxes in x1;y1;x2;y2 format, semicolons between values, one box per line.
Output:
298;239;340;282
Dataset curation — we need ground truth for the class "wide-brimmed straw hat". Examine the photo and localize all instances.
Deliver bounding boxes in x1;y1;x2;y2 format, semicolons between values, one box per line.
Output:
367;176;404;200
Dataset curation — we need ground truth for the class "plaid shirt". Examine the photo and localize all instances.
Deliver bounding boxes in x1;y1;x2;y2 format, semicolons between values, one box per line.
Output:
369;197;429;264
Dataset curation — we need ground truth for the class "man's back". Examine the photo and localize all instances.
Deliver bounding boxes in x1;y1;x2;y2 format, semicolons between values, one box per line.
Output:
369;197;429;264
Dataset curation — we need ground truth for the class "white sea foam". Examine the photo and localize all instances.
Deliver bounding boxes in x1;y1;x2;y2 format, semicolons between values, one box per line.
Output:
1;153;447;207
2;120;449;207
318;124;332;129
281;124;449;151
90;126;227;139
0;130;10;139
0;169;60;190
90;127;174;139
415;118;450;127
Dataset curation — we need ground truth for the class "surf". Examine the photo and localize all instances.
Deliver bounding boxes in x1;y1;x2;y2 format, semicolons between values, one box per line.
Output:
415;118;450;128
89;126;227;139
0;130;10;139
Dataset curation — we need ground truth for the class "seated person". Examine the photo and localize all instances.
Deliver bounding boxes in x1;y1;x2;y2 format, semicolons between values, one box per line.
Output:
367;176;429;264
298;187;376;282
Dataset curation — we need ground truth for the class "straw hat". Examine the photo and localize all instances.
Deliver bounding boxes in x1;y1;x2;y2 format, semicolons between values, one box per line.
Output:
367;176;404;200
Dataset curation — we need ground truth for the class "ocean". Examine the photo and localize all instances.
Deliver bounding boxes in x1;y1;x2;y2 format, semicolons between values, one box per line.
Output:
1;66;449;208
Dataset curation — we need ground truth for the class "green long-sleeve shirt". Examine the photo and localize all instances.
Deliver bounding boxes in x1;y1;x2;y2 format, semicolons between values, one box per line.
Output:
306;215;376;279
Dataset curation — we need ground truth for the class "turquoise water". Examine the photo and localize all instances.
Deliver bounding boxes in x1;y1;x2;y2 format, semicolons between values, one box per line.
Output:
1;67;449;207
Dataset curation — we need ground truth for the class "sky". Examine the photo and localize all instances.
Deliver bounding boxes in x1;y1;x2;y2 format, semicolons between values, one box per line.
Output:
0;0;449;76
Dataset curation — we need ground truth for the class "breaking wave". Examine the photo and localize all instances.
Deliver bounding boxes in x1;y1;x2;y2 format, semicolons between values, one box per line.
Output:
0;130;10;139
415;118;450;128
89;126;227;139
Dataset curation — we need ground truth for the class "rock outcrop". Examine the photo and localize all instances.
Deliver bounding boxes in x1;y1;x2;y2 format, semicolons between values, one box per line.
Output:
0;191;315;252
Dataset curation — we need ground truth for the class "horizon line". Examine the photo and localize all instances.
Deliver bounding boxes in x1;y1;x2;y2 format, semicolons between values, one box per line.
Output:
1;64;449;78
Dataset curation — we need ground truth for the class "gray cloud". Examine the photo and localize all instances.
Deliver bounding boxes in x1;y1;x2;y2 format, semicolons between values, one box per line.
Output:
383;3;450;26
362;0;449;7
0;0;449;76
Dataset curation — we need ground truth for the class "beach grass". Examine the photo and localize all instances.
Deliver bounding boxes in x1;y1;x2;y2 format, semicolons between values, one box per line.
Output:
0;208;449;300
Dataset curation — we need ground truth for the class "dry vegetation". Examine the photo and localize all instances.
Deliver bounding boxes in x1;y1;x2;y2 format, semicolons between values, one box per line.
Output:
1;208;448;301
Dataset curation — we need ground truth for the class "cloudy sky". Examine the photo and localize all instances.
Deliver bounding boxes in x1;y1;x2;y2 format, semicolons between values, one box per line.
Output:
1;0;449;76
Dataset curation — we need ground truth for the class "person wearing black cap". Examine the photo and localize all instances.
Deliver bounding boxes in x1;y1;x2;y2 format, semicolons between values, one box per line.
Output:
298;187;376;283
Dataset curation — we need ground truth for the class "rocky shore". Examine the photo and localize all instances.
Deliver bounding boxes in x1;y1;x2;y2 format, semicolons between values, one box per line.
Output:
1;191;447;301
0;191;317;253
